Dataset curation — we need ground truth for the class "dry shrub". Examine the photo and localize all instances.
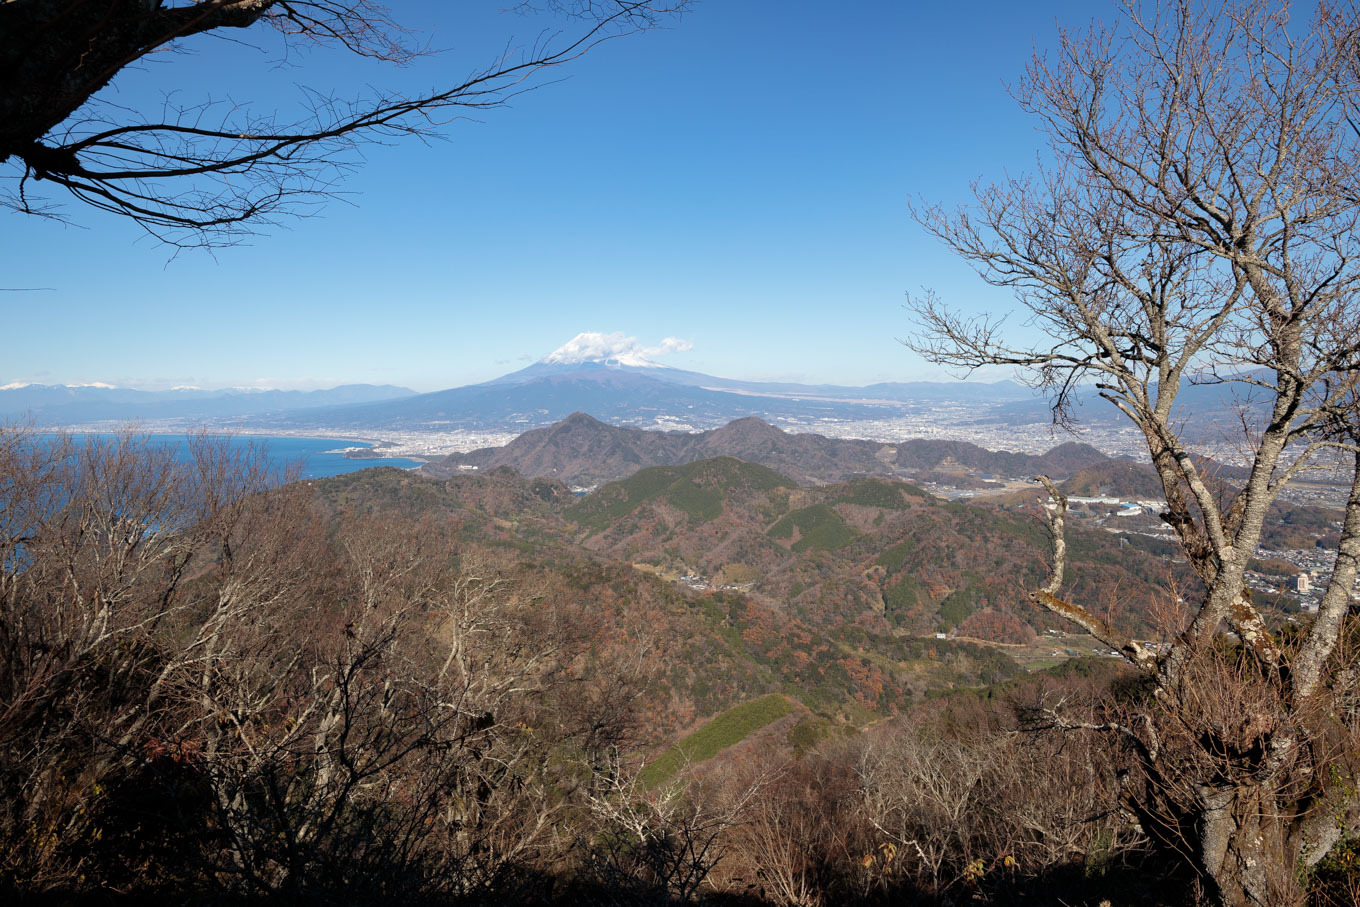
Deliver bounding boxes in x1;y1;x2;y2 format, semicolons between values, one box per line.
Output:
0;427;643;902
714;743;867;906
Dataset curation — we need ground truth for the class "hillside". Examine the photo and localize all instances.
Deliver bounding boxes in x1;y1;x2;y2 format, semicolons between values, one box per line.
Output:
340;452;1184;647
889;438;1109;476
309;465;1029;726
568;461;1180;639
565;456;796;528
303;458;1194;736
1060;459;1169;499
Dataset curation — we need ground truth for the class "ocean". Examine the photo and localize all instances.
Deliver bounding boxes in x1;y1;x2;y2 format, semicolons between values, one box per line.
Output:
53;433;422;480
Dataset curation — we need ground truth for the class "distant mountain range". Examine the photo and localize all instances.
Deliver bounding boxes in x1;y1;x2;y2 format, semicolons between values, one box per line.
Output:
421;412;1114;487
5;351;1036;434
7;338;1279;439
0;383;417;425
255;355;1033;433
983;374;1278;430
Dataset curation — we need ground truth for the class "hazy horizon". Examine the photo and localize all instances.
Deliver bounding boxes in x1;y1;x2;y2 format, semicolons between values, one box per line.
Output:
2;330;1024;394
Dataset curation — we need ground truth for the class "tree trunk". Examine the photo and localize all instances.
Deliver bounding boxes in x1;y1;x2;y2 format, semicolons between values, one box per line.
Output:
1200;781;1304;907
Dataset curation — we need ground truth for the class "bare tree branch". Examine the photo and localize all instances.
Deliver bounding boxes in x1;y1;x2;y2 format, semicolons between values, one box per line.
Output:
0;0;689;246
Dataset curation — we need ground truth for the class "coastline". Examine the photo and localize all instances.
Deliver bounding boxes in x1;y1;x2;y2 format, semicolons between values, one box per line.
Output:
46;421;514;461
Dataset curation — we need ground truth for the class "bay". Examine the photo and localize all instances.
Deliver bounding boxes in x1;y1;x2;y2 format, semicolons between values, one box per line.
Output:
57;433;421;480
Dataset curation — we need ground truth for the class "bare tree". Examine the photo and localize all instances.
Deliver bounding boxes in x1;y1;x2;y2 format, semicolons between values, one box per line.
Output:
581;750;759;905
183;517;576;900
0;427;642;900
856;728;994;891
0;426;292;891
718;748;864;907
853;713;1137;896
907;1;1360;903
1;0;686;246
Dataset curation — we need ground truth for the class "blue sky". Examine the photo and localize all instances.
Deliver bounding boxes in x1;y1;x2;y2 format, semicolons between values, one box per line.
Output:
4;1;1097;392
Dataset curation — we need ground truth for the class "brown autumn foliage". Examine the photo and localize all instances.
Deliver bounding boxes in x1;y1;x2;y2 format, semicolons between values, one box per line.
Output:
700;663;1187;907
2;427;1354;905
0;427;663;902
957;609;1037;645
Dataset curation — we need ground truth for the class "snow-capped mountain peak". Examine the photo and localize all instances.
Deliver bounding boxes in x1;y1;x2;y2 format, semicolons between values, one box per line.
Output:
542;332;692;368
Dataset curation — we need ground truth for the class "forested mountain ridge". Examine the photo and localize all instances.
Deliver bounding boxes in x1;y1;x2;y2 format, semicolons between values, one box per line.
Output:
322;457;1181;651
562;463;1180;638
422;412;1114;487
311;463;1025;724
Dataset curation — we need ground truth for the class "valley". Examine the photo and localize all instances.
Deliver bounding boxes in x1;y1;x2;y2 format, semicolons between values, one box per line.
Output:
327;409;1356;731
309;408;1335;738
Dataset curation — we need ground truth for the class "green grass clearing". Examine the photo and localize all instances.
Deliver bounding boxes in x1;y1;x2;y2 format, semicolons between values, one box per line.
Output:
639;694;794;787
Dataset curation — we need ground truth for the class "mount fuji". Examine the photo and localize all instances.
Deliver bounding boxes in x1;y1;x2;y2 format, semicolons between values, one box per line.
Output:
261;335;1032;433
